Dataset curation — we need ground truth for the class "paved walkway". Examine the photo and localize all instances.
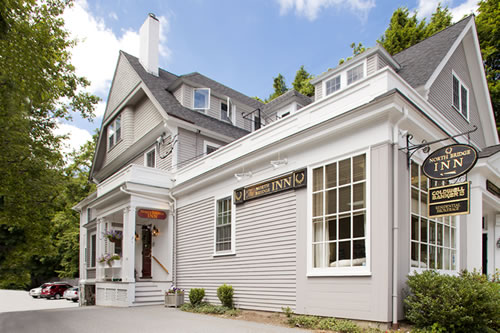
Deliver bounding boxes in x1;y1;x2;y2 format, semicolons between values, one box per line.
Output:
0;290;311;333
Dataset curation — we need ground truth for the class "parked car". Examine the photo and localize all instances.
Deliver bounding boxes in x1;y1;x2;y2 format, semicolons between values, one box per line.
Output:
40;282;73;300
29;283;50;298
63;287;79;302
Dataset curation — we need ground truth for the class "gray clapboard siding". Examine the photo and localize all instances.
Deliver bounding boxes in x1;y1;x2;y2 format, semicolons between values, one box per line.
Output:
157;136;172;170
428;43;485;148
183;84;194;108
315;82;323;101
131;152;144;166
176;191;297;311
134;97;163;142
173;86;183;104
176;128;226;168
104;55;141;121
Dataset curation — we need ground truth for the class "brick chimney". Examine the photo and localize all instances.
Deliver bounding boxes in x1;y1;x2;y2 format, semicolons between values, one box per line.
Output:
139;13;159;76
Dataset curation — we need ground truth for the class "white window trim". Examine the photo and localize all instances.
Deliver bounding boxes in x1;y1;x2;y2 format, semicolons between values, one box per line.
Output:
221;98;236;124
346;62;365;86
409;158;460;274
323;74;341;97
89;231;97;268
306;149;371;277
320;60;367;101
451;71;469;121
213;195;236;256
144;147;156;168
204;140;221;155
193;88;211;111
107;115;122;150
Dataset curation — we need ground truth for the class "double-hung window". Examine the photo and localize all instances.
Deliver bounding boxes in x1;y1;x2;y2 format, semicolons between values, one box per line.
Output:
310;153;368;274
410;161;458;271
107;115;121;149
347;64;364;85
145;148;155;168
452;73;468;120
325;75;341;96
89;232;96;268
215;196;233;254
194;88;210;110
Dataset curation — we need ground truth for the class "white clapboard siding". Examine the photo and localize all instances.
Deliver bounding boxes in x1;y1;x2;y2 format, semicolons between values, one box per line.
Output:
367;54;377;76
176;191;297;311
314;82;323;101
134;97;163;142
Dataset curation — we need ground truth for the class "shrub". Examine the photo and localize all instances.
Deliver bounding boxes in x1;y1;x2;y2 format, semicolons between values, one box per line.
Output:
189;288;205;306
281;306;294;318
404;270;500;332
217;284;234;308
288;315;320;329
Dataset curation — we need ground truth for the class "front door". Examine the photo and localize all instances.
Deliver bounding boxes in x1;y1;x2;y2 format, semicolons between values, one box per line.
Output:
482;233;487;275
141;225;152;278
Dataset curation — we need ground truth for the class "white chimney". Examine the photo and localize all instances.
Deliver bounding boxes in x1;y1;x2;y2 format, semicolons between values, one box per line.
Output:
139;13;159;76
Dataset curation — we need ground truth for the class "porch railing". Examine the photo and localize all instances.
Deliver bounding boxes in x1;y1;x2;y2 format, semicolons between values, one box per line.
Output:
152;255;169;275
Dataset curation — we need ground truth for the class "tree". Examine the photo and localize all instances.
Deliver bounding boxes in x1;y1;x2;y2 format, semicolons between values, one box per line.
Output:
339;42;367;65
378;7;427;55
268;73;288;101
0;0;98;288
424;4;453;38
476;0;500;136
292;66;314;97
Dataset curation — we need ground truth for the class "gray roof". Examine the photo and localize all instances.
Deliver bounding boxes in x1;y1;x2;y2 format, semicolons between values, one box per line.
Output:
122;51;250;140
393;16;473;88
479;144;500;158
263;90;312;112
174;73;264;110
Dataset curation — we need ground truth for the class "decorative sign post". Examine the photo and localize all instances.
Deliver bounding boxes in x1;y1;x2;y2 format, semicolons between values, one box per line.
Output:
422;144;478;218
234;169;306;205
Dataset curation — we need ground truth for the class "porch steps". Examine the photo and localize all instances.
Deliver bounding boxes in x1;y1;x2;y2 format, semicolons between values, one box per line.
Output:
132;282;164;306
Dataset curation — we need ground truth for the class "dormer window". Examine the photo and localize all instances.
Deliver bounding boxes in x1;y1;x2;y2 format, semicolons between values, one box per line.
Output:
347;64;364;85
107;115;121;149
194;88;210;110
452;73;468;120
325;75;341;96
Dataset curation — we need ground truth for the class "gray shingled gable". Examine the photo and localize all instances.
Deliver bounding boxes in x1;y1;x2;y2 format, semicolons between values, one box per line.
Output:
393;16;473;88
121;51;249;140
263;89;312;112
175;73;264;110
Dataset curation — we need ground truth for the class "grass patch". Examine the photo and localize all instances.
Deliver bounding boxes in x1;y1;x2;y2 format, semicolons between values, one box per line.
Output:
288;315;366;332
180;302;232;315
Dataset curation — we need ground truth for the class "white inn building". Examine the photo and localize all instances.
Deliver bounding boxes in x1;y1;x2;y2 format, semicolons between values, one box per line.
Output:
75;14;500;326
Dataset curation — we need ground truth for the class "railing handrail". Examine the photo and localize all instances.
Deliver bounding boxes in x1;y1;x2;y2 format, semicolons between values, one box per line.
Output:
152;255;169;274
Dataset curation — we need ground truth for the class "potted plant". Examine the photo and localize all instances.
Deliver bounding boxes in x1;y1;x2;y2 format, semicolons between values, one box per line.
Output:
98;253;121;267
103;230;122;243
165;285;184;308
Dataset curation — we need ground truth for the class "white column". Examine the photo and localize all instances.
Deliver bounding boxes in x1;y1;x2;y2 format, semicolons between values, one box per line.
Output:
96;218;105;281
467;187;483;271
122;206;136;282
495;214;500;272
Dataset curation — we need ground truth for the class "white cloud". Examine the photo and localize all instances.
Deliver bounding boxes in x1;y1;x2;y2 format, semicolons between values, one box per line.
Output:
416;0;478;21
63;0;170;100
94;100;106;118
276;0;375;21
109;12;118;20
54;123;93;156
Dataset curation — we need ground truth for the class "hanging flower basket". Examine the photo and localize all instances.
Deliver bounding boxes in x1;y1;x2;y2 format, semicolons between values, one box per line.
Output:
98;253;121;267
103;230;122;243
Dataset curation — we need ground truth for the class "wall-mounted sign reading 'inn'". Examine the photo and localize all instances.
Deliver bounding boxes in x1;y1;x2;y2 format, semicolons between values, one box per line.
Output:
234;169;307;205
137;209;167;220
422;144;478;180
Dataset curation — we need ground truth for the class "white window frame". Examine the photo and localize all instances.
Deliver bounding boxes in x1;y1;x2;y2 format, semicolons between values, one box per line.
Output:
107;114;122;150
204;140;221;155
144;147;156;168
324;74;341;96
409;159;460;275
213;195;236;256
346;63;364;86
221;98;235;123
89;231;96;268
307;149;371;276
193;88;210;111
452;71;469;121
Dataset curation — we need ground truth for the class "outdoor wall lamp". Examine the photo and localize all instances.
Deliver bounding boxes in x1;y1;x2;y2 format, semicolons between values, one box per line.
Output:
135;232;140;241
152;225;159;237
496;238;500;249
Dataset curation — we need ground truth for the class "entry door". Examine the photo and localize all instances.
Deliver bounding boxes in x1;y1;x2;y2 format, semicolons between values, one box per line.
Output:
482;233;487;275
141;225;152;278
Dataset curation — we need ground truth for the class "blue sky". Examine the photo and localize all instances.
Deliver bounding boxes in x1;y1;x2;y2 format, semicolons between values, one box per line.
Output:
56;0;478;154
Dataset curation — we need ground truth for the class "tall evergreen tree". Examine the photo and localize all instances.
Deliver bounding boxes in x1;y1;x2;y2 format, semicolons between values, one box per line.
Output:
268;74;288;101
292;66;314;97
425;4;453;38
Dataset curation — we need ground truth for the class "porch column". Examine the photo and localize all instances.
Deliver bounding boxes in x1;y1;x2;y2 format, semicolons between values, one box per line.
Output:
96;218;105;281
122;206;136;282
467;186;483;271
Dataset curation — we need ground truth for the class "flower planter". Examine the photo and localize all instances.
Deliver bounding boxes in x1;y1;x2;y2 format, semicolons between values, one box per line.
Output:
165;292;184;308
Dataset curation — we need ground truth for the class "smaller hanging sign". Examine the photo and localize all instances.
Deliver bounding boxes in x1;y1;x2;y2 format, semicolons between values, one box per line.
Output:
137;209;167;220
428;182;469;218
422;144;478;180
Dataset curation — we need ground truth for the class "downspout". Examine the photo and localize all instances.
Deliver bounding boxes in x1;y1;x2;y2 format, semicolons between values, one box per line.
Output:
392;106;407;329
167;192;177;287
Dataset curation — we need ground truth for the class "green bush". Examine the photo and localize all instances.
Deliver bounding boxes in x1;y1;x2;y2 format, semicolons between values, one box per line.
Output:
288;315;320;329
188;288;205;306
404;270;500;332
180;302;229;314
217;284;234;308
281;306;294;318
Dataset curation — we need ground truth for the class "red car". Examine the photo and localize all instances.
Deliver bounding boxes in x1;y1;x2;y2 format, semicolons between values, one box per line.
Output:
40;283;73;300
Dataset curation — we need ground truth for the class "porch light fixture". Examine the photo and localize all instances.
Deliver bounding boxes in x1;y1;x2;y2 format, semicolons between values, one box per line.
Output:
270;158;287;169
234;171;252;182
152;225;159;237
135;232;140;241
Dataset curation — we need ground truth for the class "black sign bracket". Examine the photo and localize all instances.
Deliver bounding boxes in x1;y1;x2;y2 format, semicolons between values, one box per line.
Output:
400;125;477;167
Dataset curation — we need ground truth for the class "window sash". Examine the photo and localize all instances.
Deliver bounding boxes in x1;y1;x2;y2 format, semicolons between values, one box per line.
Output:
452;74;469;120
194;88;210;109
215;197;232;253
90;234;96;268
325;75;341;95
146;149;155;168
347;64;363;85
115;116;121;142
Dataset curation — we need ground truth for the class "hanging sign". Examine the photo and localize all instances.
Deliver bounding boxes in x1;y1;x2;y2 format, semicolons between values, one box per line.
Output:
486;180;500;198
422;144;478;180
137;209;167;220
428;182;469;218
234;169;306;205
